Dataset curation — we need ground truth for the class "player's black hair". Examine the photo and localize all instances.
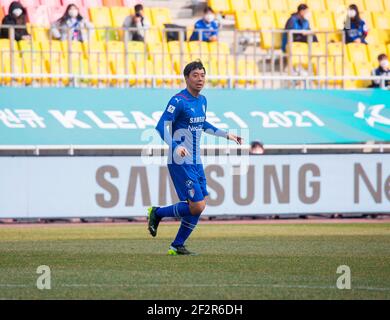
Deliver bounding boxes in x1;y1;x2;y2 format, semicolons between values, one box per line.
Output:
297;4;308;12
134;4;143;13
183;61;206;77
250;141;264;149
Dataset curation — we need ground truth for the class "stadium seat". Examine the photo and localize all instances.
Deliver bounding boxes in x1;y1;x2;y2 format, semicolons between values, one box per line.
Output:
268;0;288;11
325;0;346;11
208;0;231;14
363;0;384;12
384;0;390;10
256;10;279;49
188;41;210;62
147;42;170;67
287;42;309;68
106;40;128;85
40;39;63;60
144;28;162;43
110;7;132;27
359;11;374;29
150;7;172;27
313;11;335;31
365;29;388;44
48;5;65;23
287;0;302;12
0;7;4;22
208;41;230;61
18;40;48;84
61;40;85;61
237;58;258;85
307;0;326;11
168;40;190;74
83;0;103;8
31;25;50;42
27;5;50;27
1;0;14;12
372;12;390;30
327;42;344;61
274;10;290;29
0;54;24;85
229;0;250;12
235;10;257;31
89;7;117;41
367;43;387;62
346;43;369;63
20;0;40;7
248;0;269;11
353;61;372;88
102;0;123;7
126;40;145;61
41;0;62;7
152;58;176;86
83;41;110;85
208;56;235;86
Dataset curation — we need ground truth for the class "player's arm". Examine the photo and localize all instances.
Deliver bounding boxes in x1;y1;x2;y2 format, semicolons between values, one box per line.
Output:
203;121;243;145
155;98;189;157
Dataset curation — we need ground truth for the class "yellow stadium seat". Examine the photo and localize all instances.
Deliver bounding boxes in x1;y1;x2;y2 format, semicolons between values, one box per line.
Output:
313;11;335;30
147;42;170;63
21;55;48;84
208;0;231;14
31;26;49;42
208;41;230;61
151;58;176;86
372;12;390;30
287;42;309;68
168;41;191;74
314;59;354;87
83;41;109;85
367;43;387;62
126;41;146;63
346;43;369;62
235;10;258;31
365;29;388;44
359;11;373;30
334;60;355;87
326;0;346;11
150;7;172;27
89;7;117;41
133;58;153;86
110;7;132;28
40;40;63;61
344;0;365;11
286;0;302;12
274;10;290;29
0;55;24;85
307;0;326;11
106;41;136;85
229;0;250;12
208;56;235;86
363;0;384;11
268;0;288;12
384;0;390;10
18;40;41;58
60;41;84;60
255;11;279;49
189;41;210;62
144;28;162;43
248;0;269;10
353;61;372;87
237;58;258;85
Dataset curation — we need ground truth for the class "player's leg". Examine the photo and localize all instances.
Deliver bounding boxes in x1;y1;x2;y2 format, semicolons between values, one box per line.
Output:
147;164;193;237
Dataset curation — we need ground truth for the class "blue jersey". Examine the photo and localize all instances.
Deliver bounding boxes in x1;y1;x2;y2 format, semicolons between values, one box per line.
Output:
189;19;219;42
155;88;227;165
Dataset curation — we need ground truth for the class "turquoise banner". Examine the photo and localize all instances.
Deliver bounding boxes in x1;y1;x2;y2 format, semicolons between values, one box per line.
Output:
0;88;389;145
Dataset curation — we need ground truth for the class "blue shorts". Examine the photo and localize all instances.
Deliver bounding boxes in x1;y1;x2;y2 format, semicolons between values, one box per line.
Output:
168;163;208;202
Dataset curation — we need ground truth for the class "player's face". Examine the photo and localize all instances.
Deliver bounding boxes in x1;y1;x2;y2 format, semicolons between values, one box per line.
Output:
186;68;206;93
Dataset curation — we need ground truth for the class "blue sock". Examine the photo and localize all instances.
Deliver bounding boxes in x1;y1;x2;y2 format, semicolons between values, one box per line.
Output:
156;201;192;218
171;214;200;247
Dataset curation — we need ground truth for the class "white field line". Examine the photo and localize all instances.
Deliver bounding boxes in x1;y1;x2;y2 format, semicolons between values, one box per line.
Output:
0;283;390;292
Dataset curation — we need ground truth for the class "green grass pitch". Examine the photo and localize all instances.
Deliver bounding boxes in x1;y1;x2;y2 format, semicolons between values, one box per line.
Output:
0;222;389;299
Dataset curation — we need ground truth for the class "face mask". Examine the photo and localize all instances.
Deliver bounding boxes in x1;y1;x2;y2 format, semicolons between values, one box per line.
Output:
12;8;22;17
205;13;215;23
380;59;389;68
69;9;78;18
348;9;356;18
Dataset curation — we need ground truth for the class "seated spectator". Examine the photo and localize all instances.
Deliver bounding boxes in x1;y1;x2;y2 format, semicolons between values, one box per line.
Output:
369;54;390;89
249;141;265;155
123;4;150;42
344;4;368;44
189;6;219;42
0;1;30;41
50;4;92;42
282;4;317;52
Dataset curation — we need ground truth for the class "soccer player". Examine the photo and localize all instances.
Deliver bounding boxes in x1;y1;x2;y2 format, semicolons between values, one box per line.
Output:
147;61;243;255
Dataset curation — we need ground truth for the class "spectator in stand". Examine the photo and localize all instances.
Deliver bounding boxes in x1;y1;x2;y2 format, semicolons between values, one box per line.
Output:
123;4;150;42
0;1;30;41
50;4;92;42
343;4;368;44
189;6;219;42
282;4;317;52
249;141;265;155
369;54;390;89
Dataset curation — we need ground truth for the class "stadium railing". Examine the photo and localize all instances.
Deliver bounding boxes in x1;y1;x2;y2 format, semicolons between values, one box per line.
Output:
1;25;390;89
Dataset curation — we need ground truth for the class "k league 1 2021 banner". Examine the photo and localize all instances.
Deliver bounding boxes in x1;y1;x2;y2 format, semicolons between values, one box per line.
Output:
0;88;389;145
0;154;388;218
